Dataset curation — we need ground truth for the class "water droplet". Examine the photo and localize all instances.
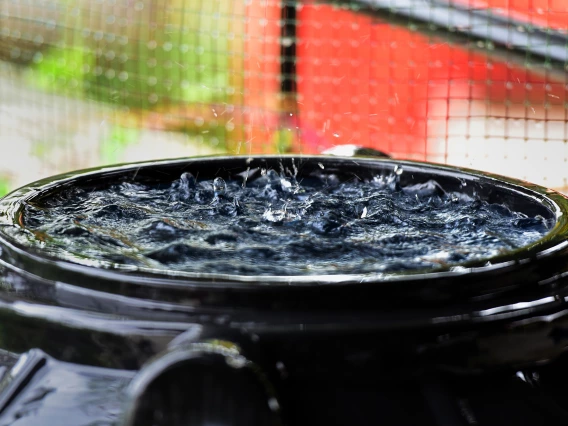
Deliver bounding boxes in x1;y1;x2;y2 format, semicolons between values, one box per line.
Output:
516;371;527;382
226;355;246;369
265;169;279;182
262;208;285;223
394;165;403;175
268;397;280;411
180;172;196;188
280;178;293;192
213;177;226;195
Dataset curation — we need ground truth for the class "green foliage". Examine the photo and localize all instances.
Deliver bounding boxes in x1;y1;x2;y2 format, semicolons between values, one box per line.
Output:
100;126;140;165
180;72;229;105
28;46;95;96
24;1;238;152
272;128;296;153
27;2;232;110
0;177;12;198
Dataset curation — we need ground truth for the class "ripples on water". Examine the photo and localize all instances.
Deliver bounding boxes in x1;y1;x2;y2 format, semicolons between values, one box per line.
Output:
23;167;550;276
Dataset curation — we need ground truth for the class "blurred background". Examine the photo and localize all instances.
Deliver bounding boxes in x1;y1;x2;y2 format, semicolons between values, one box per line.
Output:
1;0;568;194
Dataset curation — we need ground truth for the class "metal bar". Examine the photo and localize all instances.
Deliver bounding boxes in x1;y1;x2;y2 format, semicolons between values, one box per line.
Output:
281;1;298;94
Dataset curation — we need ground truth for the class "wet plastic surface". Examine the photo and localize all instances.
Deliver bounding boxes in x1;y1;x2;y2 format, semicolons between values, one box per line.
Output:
0;350;133;426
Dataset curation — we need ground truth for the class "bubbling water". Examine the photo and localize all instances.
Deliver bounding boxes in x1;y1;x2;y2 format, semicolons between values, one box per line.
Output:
22;166;550;276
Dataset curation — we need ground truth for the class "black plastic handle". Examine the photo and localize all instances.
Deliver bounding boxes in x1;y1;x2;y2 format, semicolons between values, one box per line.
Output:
122;338;282;426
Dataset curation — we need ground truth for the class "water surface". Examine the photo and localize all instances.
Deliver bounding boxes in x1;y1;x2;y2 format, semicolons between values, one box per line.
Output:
23;167;550;276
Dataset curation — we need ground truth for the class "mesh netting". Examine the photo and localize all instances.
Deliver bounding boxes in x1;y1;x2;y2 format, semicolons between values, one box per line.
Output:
1;0;568;192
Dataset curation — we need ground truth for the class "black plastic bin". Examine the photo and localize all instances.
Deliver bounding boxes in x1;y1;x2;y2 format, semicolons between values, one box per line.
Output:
0;155;568;425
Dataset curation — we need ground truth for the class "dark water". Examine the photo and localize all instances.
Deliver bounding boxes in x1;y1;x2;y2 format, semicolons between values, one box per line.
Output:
23;167;550;276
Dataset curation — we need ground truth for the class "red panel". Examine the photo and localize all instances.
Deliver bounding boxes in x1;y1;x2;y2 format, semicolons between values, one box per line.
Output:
242;0;282;154
296;7;439;157
295;1;568;159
